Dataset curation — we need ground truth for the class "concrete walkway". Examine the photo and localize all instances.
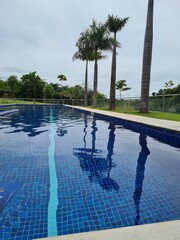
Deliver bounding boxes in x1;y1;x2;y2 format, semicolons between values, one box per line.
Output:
70;106;180;132
38;220;180;240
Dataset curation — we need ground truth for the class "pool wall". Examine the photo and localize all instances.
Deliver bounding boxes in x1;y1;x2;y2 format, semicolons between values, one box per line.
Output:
71;107;180;148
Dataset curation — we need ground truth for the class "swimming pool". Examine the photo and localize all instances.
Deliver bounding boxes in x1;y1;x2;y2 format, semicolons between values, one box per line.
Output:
0;105;180;239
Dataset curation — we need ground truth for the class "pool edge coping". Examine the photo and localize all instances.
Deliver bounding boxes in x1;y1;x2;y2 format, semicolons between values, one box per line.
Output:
37;220;180;240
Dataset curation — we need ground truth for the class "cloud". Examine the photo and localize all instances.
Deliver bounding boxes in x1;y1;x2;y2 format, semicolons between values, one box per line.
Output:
0;0;179;97
2;67;28;74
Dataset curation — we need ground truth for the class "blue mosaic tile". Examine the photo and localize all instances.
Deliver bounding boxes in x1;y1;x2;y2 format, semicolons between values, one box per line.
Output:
0;105;179;239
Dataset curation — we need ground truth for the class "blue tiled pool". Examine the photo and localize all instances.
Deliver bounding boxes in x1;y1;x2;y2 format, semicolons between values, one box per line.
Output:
0;105;180;239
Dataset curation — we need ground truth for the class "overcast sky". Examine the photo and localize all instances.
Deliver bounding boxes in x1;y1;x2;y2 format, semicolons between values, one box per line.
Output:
0;0;179;98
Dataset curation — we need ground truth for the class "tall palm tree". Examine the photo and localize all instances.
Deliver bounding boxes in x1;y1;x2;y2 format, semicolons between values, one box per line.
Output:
116;79;131;99
139;0;154;113
73;30;95;106
57;74;67;87
89;19;112;107
106;15;129;110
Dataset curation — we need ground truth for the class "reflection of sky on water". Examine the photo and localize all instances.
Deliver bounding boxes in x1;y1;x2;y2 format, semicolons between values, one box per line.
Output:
0;105;84;138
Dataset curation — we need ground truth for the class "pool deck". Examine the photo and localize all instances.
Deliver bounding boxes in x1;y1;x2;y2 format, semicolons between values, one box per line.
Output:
38;106;180;240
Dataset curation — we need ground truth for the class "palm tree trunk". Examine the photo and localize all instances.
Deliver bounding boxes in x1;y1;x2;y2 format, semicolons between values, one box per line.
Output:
109;33;117;110
84;60;88;106
139;0;154;113
93;56;98;107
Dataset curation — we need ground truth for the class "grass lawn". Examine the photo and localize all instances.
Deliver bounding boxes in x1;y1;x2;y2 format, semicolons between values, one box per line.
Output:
96;107;180;122
0;98;43;105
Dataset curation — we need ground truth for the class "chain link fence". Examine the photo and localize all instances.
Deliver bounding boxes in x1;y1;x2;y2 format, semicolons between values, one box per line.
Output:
96;94;180;113
0;94;180;113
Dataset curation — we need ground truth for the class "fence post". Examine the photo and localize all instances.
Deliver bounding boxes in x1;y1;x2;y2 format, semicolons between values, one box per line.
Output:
163;95;165;112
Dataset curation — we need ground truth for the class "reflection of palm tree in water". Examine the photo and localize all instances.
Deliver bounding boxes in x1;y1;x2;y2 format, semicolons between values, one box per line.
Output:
107;123;116;178
99;123;119;191
83;114;88;150
91;117;97;154
133;133;150;225
74;116;119;191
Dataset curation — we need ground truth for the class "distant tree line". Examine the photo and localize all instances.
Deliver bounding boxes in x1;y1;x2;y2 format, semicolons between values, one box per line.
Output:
150;81;180;113
152;81;180;96
0;72;106;102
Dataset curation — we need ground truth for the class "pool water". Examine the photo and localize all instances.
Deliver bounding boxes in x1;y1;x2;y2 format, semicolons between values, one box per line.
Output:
0;105;180;239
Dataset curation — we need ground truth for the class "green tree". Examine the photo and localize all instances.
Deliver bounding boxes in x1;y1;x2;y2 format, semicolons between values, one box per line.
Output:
0;79;8;97
67;85;84;99
139;0;154;113
57;74;67;87
6;75;20;97
106;15;129;110
155;81;179;95
20;71;45;98
43;84;54;98
97;92;107;100
171;83;180;94
163;80;174;91
89;19;112;107
116;80;131;99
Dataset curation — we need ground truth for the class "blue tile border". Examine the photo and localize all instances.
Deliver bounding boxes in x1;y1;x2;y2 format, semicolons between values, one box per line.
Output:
69;107;180;148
